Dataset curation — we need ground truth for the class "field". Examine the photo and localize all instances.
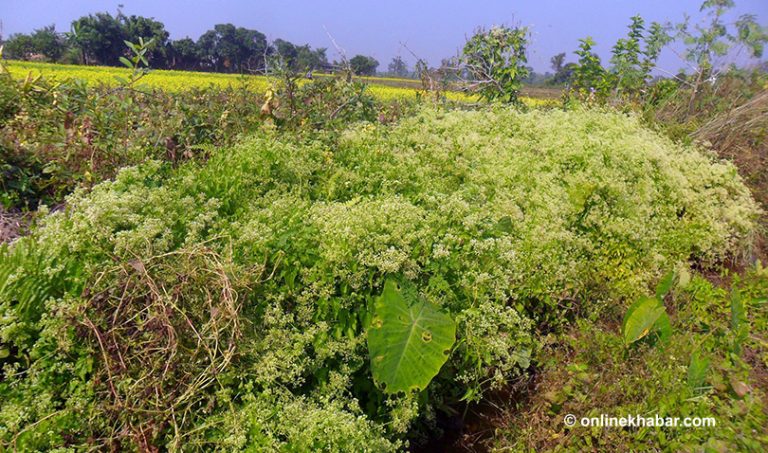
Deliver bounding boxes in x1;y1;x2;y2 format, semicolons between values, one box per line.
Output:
5;60;562;108
5;60;482;102
1;7;768;452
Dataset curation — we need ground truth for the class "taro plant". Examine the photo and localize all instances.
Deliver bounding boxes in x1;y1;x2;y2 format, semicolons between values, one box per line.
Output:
622;271;675;346
367;278;456;394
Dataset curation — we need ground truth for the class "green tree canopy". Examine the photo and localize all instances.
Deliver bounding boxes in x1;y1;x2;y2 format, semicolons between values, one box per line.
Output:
350;55;379;76
168;38;200;70
197;24;269;73
388;56;409;77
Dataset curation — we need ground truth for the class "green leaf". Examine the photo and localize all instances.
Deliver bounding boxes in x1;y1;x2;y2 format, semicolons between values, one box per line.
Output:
367;279;456;394
654;312;672;343
730;290;746;331
119;56;133;69
730;290;748;354
622;296;666;345
495;216;514;234
655;270;676;299
687;352;710;392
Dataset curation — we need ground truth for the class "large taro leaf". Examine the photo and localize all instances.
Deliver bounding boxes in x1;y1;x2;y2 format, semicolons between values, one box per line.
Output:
622;296;667;345
367;279;456;394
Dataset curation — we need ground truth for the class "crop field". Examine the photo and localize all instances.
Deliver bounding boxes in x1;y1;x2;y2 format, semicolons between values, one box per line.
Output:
5;60;485;103
5;60;562;108
1;1;767;452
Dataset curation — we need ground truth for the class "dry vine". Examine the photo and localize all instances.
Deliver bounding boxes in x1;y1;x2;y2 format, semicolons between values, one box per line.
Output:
77;245;254;451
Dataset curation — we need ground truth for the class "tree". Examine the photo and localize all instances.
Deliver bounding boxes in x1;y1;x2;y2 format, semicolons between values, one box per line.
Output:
461;25;530;104
168;38;200;70
3;33;36;60
674;0;768;109
30;25;67;61
272;39;328;73
550;52;565;74
550;52;574;85
294;45;328;71
609;15;670;98
67;12;172;67
349;55;379;76
197;24;269;72
122;15;170;66
273;38;299;68
4;26;67;62
388;56;409;77
69;13;125;65
571;37;609;99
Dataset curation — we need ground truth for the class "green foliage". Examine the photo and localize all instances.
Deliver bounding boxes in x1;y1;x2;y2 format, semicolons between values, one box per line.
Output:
368;279;456;394
687;351;710;392
350;55;380;76
623;272;677;345
609;16;671;101
622;296;668;345
671;0;768;112
116;37;154;85
196;23;269;72
730;289;749;354
388;56;409;78
273;38;329;73
261;72;379;133
0;108;759;449
549;52;574;85
462;25;530;104
571;37;609;101
494;265;768;451
0;66;267;209
571;16;670;104
678;0;767;71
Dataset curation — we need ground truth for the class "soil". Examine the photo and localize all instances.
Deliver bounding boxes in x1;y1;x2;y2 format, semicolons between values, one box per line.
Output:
0;207;27;243
411;374;537;452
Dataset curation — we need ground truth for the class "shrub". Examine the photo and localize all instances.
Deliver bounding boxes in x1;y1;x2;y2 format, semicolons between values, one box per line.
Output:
0;73;266;210
461;26;530;104
0;108;759;449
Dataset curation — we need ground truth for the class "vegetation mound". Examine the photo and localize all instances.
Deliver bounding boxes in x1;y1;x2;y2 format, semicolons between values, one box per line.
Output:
0;108;759;450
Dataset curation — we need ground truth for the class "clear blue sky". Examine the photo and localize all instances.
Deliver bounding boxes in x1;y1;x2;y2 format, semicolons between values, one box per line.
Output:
2;0;767;72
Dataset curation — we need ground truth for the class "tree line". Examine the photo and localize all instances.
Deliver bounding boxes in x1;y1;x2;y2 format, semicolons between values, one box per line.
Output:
0;9;382;76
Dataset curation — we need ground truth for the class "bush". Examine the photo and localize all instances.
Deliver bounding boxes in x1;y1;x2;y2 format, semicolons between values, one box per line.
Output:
0;73;266;210
0;108;759;449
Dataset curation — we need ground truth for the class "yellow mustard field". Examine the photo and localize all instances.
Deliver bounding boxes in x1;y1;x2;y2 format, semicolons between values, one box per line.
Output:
5;60;560;106
3;60;482;103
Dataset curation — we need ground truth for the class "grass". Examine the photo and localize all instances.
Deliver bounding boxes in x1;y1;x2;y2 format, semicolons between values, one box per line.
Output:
489;266;768;452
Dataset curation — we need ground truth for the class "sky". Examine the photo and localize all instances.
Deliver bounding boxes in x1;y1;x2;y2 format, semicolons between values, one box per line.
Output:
2;0;767;73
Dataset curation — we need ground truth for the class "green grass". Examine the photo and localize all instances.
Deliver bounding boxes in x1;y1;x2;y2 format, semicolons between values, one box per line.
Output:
491;266;768;452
